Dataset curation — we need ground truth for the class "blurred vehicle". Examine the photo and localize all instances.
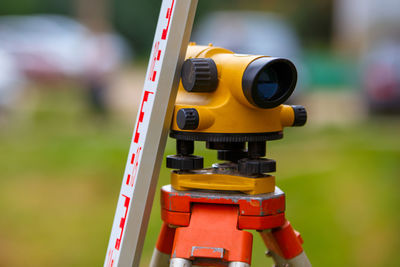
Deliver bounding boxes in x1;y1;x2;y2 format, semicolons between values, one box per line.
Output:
192;11;307;96
0;15;130;81
0;15;131;114
362;38;400;114
0;49;24;112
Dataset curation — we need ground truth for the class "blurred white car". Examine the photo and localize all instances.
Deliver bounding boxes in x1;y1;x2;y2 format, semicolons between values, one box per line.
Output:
0;15;130;81
192;11;307;96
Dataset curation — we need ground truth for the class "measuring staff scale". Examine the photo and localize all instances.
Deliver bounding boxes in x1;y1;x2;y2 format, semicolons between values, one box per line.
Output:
104;1;312;266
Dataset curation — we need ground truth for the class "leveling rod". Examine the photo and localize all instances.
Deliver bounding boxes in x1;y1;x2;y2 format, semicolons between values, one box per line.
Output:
104;0;198;266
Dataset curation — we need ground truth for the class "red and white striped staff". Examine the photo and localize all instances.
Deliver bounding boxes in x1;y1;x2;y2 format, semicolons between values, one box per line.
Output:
104;1;198;266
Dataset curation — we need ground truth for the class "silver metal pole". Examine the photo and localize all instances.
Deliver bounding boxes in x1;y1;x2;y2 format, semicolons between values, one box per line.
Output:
170;258;193;267
150;248;170;267
228;262;251;267
269;251;312;267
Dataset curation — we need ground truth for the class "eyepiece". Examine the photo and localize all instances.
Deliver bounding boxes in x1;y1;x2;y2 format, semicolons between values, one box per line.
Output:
242;57;297;109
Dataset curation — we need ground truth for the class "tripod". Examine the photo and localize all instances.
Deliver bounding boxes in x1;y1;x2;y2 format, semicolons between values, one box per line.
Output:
149;140;311;267
148;43;311;266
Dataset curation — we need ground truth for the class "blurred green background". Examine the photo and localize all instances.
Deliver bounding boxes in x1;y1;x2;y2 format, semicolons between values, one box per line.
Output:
1;0;400;266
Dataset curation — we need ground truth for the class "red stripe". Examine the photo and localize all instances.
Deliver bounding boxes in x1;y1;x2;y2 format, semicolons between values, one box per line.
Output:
161;0;175;40
133;91;153;143
115;195;131;250
131;153;136;164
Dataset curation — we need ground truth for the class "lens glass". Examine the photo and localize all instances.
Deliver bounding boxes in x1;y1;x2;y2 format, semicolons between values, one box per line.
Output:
242;57;297;109
255;68;279;100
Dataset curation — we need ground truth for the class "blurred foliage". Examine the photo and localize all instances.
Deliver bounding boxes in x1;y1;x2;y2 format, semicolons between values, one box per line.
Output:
0;0;334;55
112;0;335;54
0;88;400;266
0;0;73;16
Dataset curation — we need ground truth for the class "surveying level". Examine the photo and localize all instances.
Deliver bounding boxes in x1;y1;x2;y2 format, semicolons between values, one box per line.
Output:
104;1;312;266
149;44;311;267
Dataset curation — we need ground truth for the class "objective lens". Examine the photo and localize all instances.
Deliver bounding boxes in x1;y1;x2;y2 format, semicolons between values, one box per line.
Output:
242;57;297;109
255;68;279;100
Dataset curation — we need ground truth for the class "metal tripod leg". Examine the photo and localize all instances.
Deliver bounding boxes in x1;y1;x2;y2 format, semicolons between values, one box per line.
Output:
260;221;311;267
268;251;311;267
228;262;251;267
150;223;176;267
150;248;170;267
170;258;192;266
169;259;249;267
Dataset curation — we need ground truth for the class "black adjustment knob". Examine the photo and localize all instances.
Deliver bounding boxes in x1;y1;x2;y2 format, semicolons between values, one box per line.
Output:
248;141;266;158
177;108;199;130
238;158;276;175
166;155;204;170
218;150;248;163
292;105;307;126
181;58;218;92
176;140;194;155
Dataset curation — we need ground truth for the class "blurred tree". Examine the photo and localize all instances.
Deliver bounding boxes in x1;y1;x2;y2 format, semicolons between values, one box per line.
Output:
288;0;334;47
75;0;111;33
0;0;334;56
0;0;73;16
111;0;160;57
196;0;334;48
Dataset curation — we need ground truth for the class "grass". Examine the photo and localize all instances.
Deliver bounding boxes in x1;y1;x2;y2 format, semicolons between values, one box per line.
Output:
0;88;399;266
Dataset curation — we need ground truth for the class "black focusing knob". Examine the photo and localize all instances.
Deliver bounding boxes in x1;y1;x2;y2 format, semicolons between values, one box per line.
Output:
177;108;199;130
292;105;307;126
181;58;218;92
238;158;276;175
166;155;204;170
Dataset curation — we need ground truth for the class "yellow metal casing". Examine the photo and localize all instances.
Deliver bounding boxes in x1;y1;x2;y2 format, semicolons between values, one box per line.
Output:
171;44;296;135
171;171;276;195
